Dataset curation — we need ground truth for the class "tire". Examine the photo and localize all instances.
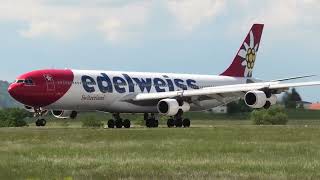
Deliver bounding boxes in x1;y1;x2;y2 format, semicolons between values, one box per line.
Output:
146;118;153;128
107;119;115;128
40;119;46;126
182;118;190;127
35;119;41;127
264;101;271;109
167;119;174;128
149;119;158;128
154;120;159;128
175;118;183;128
115;119;123;128
123;119;131;128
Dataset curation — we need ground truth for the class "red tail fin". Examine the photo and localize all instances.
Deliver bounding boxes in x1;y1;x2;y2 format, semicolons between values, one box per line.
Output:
220;24;264;77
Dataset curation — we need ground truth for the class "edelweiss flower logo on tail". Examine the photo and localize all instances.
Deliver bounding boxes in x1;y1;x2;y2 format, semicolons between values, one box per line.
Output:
238;31;259;77
220;24;264;78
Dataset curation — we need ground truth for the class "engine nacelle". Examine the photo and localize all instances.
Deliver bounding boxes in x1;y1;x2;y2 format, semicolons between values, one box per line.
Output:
157;99;190;116
52;110;77;119
244;91;267;109
244;91;278;109
268;94;277;106
24;105;34;113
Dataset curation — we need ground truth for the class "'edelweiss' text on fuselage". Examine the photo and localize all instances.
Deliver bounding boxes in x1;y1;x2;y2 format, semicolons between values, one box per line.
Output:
81;73;199;93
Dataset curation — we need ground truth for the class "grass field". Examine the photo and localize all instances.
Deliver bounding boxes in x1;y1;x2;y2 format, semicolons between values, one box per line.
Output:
1;120;320;179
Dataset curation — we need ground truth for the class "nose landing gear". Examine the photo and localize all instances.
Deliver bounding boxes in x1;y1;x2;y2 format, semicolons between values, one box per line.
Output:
34;107;48;127
35;118;46;127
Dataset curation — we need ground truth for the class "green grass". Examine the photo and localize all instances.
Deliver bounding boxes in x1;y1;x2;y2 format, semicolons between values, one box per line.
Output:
286;109;320;119
1;120;320;179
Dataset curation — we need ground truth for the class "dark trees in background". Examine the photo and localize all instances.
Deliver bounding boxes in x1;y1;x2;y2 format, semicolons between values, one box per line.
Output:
282;88;302;109
0;80;20;108
227;99;253;114
0;108;31;127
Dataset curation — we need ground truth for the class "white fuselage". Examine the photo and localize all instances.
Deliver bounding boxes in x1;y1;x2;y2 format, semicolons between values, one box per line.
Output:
45;70;252;113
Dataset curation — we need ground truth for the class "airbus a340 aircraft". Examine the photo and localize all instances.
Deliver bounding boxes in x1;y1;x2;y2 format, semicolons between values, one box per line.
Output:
8;24;320;128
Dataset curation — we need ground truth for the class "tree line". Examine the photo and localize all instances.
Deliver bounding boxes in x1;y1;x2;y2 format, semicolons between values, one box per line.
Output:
0;108;31;127
0;80;21;108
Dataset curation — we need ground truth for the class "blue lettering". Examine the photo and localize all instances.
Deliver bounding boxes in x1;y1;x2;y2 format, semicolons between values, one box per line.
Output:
97;73;113;93
113;76;127;93
81;73;199;94
153;78;166;92
187;79;199;89
133;78;152;93
174;79;187;90
123;74;134;93
81;75;96;93
165;79;175;91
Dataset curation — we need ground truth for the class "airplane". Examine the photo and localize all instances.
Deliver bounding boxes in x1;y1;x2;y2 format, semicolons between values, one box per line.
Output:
7;24;320;128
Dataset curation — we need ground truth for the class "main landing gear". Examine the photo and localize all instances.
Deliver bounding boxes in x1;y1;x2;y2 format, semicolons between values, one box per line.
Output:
106;112;191;129
144;111;190;128
144;113;159;128
107;113;131;128
166;110;190;128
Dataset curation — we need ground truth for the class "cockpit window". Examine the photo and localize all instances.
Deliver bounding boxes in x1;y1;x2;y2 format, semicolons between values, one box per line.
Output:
25;79;34;85
16;79;25;83
16;78;34;85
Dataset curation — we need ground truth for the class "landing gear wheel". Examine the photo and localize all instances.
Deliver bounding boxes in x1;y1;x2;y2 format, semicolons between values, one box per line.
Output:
146;119;151;128
35;119;41;126
154;119;159;128
147;119;159;128
123;119;131;128
36;119;46;126
264;101;271;109
115;119;123;128
175;118;183;128
145;113;159;128
107;119;115;128
40;119;46;126
167;118;174;128
146;118;155;128
182;118;190;128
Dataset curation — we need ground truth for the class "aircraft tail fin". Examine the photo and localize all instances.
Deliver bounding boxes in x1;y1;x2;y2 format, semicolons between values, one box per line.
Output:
220;24;264;78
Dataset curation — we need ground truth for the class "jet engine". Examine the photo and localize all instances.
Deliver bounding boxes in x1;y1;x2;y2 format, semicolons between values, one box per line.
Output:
52;110;78;119
157;99;190;116
268;94;277;106
244;90;277;109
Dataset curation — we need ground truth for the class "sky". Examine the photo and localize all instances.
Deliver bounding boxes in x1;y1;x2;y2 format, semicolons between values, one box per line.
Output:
0;0;320;102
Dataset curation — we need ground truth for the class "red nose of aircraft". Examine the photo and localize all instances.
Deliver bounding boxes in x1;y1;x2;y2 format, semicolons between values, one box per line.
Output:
8;69;74;107
8;82;24;103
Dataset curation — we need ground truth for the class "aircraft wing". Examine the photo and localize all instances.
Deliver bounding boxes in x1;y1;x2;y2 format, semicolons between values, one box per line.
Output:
269;81;320;90
129;81;320;102
270;75;316;82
